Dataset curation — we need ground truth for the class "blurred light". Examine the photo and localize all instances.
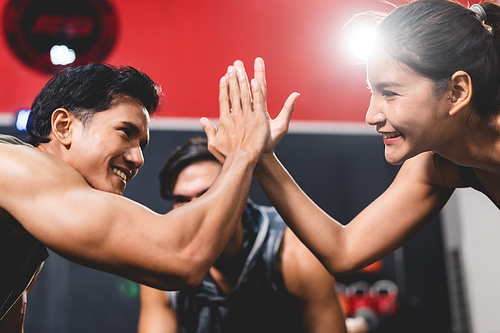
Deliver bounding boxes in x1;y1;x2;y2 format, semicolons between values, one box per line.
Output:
350;27;377;61
117;280;138;299
16;109;30;131
50;45;76;65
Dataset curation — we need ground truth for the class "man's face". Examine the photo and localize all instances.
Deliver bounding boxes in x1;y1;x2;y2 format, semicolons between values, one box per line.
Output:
172;160;222;209
66;96;150;195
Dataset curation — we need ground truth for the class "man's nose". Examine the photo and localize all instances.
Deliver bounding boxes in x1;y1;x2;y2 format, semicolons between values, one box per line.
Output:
125;145;144;170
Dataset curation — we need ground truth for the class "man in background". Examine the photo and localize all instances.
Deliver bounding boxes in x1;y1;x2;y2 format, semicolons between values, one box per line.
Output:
138;137;349;333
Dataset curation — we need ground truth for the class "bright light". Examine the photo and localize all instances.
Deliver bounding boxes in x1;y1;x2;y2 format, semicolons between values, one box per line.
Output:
16;109;30;131
350;28;377;61
50;45;76;65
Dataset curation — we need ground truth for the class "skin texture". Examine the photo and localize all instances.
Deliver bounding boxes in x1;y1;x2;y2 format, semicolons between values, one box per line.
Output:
207;55;500;280
1;75;269;332
137;159;347;333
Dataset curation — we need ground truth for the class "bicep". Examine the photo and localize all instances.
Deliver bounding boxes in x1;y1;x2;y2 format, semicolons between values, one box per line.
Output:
0;145;169;284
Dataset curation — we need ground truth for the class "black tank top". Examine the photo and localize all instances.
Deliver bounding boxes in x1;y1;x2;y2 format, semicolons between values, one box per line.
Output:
0;134;49;321
457;165;500;209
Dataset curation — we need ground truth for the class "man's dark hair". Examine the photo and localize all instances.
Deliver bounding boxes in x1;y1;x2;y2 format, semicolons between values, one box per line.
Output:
27;63;162;146
159;137;219;200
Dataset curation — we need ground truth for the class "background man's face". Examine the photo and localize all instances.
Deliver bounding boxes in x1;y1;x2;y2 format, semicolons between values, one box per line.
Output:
172;160;222;209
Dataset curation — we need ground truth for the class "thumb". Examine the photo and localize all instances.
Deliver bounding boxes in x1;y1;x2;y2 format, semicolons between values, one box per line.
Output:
274;92;300;128
200;117;217;141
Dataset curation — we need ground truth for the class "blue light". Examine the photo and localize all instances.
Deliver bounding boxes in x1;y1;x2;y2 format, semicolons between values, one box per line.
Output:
16;109;30;131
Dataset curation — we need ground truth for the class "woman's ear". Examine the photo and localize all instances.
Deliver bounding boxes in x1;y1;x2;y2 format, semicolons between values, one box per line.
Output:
51;108;73;147
448;70;472;116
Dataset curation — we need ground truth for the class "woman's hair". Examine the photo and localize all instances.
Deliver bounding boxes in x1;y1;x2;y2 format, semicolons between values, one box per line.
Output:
27;63;162;146
376;0;500;120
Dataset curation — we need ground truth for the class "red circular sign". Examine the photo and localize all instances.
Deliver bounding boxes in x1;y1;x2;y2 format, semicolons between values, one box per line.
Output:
3;0;118;74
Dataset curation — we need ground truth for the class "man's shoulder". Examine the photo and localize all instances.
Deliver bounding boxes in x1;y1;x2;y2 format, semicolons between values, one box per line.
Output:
0;134;31;147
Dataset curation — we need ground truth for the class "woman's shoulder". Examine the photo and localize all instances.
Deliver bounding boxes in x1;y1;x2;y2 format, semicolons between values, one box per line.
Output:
399;152;464;188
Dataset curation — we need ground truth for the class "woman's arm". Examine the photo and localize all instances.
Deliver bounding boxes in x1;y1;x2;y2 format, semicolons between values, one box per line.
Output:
255;151;455;275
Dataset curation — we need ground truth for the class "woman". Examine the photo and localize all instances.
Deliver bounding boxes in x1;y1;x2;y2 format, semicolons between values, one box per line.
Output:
202;1;500;276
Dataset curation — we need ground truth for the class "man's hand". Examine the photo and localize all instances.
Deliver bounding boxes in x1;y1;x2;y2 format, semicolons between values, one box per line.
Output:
201;59;268;165
201;58;299;162
252;57;300;155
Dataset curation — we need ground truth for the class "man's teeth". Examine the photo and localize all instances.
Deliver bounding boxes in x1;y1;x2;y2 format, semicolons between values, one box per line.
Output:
112;168;128;182
382;132;401;139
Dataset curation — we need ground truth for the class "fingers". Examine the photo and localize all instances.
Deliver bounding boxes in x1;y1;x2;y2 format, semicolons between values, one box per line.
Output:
227;63;247;114
219;74;231;116
235;61;252;112
232;61;253;114
251;78;266;118
254;57;267;101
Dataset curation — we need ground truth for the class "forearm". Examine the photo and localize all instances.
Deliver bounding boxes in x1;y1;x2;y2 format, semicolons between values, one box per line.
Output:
254;153;350;274
16;152;257;290
107;150;257;290
138;286;177;333
157;151;257;285
255;153;454;275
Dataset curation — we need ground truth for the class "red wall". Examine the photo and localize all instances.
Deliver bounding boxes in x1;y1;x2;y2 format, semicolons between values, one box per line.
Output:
0;0;473;122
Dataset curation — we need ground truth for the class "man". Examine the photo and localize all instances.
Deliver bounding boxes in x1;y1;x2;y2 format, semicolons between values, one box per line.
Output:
0;61;271;331
138;138;348;333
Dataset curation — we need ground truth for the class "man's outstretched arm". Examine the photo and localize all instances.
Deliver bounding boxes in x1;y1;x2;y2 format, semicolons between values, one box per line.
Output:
0;62;269;290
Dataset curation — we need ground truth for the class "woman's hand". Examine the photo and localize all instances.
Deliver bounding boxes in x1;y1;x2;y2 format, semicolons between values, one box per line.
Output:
201;57;299;162
253;57;300;155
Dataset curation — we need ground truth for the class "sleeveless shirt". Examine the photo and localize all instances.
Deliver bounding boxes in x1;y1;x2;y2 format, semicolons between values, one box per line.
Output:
167;200;304;333
457;165;500;209
0;134;49;321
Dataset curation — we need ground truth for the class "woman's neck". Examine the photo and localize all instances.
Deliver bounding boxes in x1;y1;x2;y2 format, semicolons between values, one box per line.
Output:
436;114;500;175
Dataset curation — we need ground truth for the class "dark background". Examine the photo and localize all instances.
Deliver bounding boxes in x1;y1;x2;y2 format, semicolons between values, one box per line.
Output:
3;126;451;332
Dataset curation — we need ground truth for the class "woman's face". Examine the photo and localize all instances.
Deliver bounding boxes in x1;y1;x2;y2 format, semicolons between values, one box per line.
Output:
365;47;449;165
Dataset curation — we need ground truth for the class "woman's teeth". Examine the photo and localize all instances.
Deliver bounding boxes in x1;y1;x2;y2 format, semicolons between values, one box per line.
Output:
382;131;401;139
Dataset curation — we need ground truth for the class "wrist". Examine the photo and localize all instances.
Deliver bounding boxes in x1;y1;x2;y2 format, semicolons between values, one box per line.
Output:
255;152;278;177
225;149;260;170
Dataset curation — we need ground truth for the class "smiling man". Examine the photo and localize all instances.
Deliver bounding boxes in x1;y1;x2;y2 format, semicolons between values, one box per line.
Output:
0;62;271;332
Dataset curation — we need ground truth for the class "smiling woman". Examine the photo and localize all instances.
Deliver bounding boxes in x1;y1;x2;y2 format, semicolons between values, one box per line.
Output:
213;0;500;305
365;47;446;165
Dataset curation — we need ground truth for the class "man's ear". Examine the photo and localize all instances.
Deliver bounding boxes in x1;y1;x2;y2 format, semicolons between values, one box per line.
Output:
448;70;472;116
51;108;73;146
